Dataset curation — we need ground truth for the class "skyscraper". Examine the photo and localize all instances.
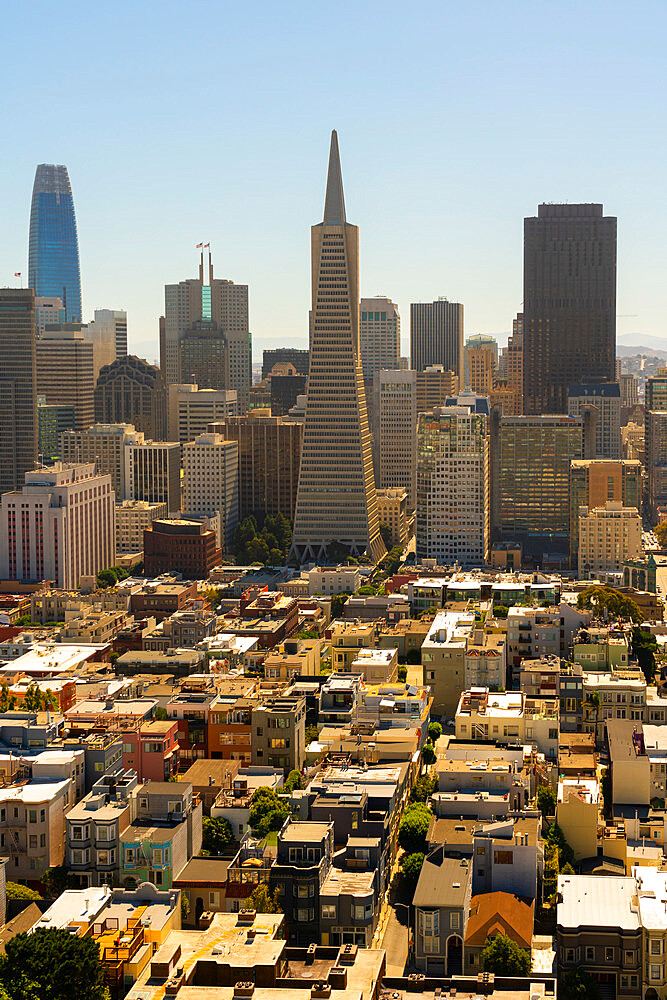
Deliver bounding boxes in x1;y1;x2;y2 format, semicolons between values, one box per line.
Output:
291;132;385;563
359;296;400;380
36;325;95;431
568;381;621;459
161;249;251;403
95;356;167;441
0;288;37;492
410;297;464;379
85;309;128;375
28;165;82;323
523;204;617;415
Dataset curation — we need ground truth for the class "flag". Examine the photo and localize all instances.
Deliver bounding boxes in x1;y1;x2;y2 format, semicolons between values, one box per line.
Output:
196;243;203;248
14;272;21;277
204;243;210;248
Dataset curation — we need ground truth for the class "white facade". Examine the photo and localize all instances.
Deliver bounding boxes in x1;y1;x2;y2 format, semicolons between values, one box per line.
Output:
0;463;115;590
167;383;238;444
359;296;401;380
374;369;417;510
578;501;643;579
182;433;238;551
416;405;489;568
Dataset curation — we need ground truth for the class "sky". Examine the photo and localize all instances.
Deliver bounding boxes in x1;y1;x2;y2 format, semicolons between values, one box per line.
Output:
2;0;667;363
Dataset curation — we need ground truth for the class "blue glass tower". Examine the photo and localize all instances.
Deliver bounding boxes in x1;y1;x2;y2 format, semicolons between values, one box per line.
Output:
28;164;82;322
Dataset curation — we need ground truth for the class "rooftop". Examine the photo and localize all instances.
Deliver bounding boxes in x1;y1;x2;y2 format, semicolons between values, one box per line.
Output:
557;874;639;931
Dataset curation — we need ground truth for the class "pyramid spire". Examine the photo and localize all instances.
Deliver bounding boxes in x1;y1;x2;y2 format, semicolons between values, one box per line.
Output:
323;130;346;225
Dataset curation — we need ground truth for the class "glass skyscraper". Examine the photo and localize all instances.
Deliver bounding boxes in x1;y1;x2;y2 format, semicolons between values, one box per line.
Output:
28;164;82;322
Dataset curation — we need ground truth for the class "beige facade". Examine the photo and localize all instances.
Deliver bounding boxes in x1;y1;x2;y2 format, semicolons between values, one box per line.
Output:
116;499;167;554
0;462;115;589
466;340;495;395
167;383;237;444
556;778;599;861
330;621;375;672
374;369;417;509
359;296;400;380
0;779;71;881
182;433;238;551
376;487;409;547
60;422;144;498
291;132;385;563
578;501;642;579
421;611;476;718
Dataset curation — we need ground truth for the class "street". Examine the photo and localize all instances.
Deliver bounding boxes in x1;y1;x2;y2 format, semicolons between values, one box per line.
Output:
377;876;411;975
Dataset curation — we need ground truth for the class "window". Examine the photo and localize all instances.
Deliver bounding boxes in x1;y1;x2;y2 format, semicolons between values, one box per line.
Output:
289;847;303;862
168;801;182;813
624;950;634;964
565;949;576;963
29;835;37;849
605;947;614;962
296;908;313;922
322;903;336;920
450;912;460;929
652;940;662;955
494;850;513;865
28;810;37;824
651;965;661;981
476;845;486;856
209;892;219;907
352;903;373;921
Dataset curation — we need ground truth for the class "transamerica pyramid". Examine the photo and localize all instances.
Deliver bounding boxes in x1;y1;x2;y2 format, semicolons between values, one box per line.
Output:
290;131;386;564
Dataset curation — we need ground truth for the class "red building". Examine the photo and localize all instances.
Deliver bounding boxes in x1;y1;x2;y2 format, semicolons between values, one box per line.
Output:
121;719;180;781
143;519;222;580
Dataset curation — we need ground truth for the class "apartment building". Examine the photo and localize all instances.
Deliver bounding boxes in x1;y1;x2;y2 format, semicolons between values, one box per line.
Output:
66;768;136;887
0;779;71;882
182;432;239;551
578;501;642;580
421;611;476;718
120;781;202;890
251;695;306;773
124;440;181;512
269;820;334;945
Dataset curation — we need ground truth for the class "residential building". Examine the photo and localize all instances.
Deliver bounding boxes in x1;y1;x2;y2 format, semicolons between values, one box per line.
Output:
0;779;71;882
94;355;167;441
115;499;167;554
556;778;599;861
167;383;237;443
210;767;284;838
568;381;621;459
290;132;385;563
182;433;238;551
421;611;476;717
472;819;543;899
584;669;645;744
569;459;642;566
124;439;180;511
161;248;251;402
375;487;409;547
410;298;464;381
359;295;400;379
557;874;641;1000
263;638;322;680
0;462;115;589
119;781;202;889
251;694;306;773
307;565;361;595
36;325;94;430
455;688;525;744
121;720;180;781
65;768;136;886
209;411;303;521
269;820;334;945
60;422;144;497
0;288;37;492
578;501;642;579
464;892;534;976
413;850;472;974
416;402;490;567
28;164;82;322
523;204;617;415
330;621;376;672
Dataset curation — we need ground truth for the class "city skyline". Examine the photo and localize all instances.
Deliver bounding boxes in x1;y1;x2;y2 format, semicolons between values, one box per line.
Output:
3;2;667;361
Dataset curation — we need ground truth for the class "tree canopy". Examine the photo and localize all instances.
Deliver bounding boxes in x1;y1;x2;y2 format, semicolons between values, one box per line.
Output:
398;802;431;854
400;852;425;883
201;816;234;855
576;586;642;623
248;787;289;836
481;932;531;976
248;883;281;913
0;928;106;1000
234;514;292;566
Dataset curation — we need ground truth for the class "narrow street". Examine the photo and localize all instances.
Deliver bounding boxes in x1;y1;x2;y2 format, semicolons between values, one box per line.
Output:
376;875;411;975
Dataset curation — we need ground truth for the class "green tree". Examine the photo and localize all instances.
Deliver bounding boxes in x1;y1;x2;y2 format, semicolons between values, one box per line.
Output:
536;785;556;817
180;892;190;921
398;803;431;854
201;816;234;855
330;593;350;619
40;866;74;899
305;724;320;745
421;744;436;765
427;721;442;743
400;852;425;882
576;586;642;623
410;773;437;803
154;706;168;721
96;568;119;589
248;787;289;837
248;883;281;914
379;524;393;550
481;932;531;975
546;821;575;867
283;769;302;794
493;605;509;619
397;665;408;682
559;969;601;1000
5;884;42;903
632;627;658;682
246;537;270;565
0;684;16;713
0;927;106;1000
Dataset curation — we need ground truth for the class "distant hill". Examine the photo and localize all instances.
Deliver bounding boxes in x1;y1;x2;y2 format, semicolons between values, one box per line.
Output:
617;344;667;359
617;332;667;357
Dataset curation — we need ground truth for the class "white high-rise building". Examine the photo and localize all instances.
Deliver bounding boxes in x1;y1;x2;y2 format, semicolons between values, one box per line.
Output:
359;297;400;381
374;369;417;510
60;423;144;498
568;382;621;459
416;401;489;567
182;432;239;551
0;463;115;589
167;383;238;444
116;499;168;555
34;297;65;338
578;500;642;580
85;309;128;378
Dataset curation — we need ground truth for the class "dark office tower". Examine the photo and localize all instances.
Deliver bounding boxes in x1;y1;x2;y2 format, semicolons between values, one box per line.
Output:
291;132;385;563
95;355;167;441
523;204;617;415
410;298;464;380
179;319;229;390
28;165;82;323
262;348;310;379
0;289;37;492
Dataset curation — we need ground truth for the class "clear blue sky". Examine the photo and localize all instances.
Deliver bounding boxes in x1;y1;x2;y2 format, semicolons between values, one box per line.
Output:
3;0;667;361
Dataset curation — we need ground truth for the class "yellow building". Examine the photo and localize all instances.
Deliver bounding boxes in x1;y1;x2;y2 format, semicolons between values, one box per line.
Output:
330;621;376;671
262;638;323;680
556;778;599;861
